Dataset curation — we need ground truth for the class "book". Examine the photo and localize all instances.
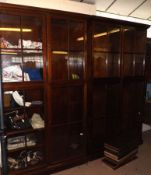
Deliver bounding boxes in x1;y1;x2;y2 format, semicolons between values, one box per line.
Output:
104;145;138;158
104;148;138;161
103;148;138;169
104;138;138;153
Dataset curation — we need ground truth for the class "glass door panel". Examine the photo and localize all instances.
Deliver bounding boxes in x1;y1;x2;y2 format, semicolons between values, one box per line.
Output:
1;52;23;82
21;16;42;49
68;86;83;122
123;27;135;53
51;53;68;80
93;23;108;52
51;19;68;80
134;54;145;76
23;51;43;81
51;19;68;51
68;52;84;80
108;26;121;52
0;14;21;49
67;123;85;156
123;53;134;76
108;53;120;77
135;29;146;54
93;52;108;77
69;21;84;51
51;87;68;124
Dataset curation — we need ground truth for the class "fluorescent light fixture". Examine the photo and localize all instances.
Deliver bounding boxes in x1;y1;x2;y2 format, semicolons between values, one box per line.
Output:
0;28;32;32
52;51;68;55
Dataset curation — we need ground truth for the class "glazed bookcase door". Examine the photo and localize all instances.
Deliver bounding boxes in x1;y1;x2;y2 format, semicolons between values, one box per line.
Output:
0;12;46;174
49;16;86;163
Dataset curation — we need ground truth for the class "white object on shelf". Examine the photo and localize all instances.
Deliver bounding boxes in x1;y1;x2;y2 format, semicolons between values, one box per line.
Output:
12;91;31;107
3;65;22;82
30;113;45;129
12;91;24;106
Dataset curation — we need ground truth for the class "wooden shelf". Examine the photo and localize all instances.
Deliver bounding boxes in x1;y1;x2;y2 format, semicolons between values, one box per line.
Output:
6;128;45;137
8;144;43;154
9;163;46;175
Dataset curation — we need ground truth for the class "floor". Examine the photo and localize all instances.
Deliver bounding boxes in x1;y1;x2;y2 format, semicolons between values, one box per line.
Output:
52;129;151;175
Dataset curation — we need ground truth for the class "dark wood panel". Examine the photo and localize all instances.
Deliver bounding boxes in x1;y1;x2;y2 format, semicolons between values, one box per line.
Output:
107;83;121;116
49;123;85;162
49;125;69;162
51;86;84;124
88;118;105;154
105;117;121;139
92;84;107;119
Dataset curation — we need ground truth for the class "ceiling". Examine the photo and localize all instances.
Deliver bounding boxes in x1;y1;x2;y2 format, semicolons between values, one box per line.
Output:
71;0;151;23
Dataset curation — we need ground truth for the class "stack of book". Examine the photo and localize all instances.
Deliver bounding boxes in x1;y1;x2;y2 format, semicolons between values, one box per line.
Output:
103;138;138;169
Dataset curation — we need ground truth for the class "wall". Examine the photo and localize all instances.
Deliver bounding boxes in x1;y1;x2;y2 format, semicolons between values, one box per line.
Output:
0;0;96;15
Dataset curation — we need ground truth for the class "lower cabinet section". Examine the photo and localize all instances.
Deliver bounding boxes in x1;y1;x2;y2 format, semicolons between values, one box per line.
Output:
49;123;86;163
